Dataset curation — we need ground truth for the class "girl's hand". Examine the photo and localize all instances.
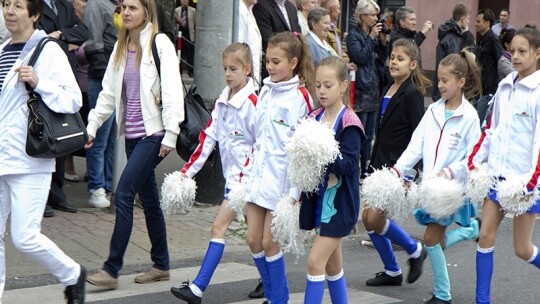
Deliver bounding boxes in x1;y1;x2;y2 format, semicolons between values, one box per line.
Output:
180;172;188;179
84;135;95;149
16;66;39;88
159;144;175;157
370;23;382;39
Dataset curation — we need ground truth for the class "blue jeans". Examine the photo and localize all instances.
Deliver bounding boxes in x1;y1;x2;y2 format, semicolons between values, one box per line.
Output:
103;136;169;277
357;111;376;177
86;77;115;193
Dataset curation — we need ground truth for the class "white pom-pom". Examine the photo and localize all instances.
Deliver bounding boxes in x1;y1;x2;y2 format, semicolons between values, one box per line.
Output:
406;182;420;208
160;172;197;214
286;118;341;193
496;177;537;215
271;197;304;257
228;184;248;215
419;177;465;219
467;163;494;205
361;168;409;220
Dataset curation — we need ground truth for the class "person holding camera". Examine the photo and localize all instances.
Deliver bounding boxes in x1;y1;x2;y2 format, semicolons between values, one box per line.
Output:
346;0;388;180
389;6;433;56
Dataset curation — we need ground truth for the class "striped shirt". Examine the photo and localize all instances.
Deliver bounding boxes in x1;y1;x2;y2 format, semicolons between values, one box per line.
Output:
0;43;24;94
124;51;146;139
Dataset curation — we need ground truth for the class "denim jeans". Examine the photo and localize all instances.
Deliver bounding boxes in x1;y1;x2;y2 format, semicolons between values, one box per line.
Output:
86;77;115;193
357;111;376;177
475;94;493;128
103;136;169;277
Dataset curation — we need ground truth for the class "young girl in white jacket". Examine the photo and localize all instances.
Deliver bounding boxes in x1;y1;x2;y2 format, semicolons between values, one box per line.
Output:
468;25;540;304
392;49;482;304
170;43;258;304
245;31;315;304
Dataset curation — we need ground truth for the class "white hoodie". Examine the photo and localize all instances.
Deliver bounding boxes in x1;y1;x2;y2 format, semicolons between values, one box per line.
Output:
468;70;540;192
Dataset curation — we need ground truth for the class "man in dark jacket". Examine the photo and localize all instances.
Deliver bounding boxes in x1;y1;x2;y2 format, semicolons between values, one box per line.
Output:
39;0;89;216
252;0;301;79
432;3;474;101
474;9;504;124
389;6;433;56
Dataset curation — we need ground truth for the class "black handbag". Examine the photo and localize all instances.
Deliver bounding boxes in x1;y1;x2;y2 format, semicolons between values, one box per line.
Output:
152;34;212;161
25;37;88;158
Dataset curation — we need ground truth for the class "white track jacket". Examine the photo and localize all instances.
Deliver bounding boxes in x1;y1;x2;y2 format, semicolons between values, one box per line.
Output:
181;80;257;189
246;76;313;210
468;70;540;192
394;96;480;182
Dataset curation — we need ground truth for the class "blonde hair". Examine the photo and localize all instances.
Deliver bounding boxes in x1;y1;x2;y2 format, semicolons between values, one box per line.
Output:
316;56;350;106
439;49;482;100
113;0;159;67
223;43;254;78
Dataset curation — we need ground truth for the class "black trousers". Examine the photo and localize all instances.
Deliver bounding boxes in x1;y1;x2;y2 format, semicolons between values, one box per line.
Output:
48;157;66;205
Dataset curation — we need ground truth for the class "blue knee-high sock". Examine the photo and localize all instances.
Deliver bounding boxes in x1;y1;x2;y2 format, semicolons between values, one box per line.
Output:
368;231;400;274
445;219;479;250
426;244;451;301
382;219;420;256
191;239;225;292
527;246;540;269
266;252;289;304
304;274;325;304
476;246;494;304
327;269;348;304
252;251;271;301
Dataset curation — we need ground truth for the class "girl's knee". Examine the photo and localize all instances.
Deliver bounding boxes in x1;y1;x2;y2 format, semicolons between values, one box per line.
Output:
514;244;533;261
246;233;262;251
478;230;496;248
210;222;227;239
307;254;324;274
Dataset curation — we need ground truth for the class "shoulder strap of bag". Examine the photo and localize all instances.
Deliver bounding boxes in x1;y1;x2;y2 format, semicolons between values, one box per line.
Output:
151;33;162;77
25;37;57;92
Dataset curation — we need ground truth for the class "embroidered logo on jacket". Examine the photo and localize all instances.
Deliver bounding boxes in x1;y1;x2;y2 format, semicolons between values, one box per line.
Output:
515;112;531;118
230;130;244;137
272;118;290;127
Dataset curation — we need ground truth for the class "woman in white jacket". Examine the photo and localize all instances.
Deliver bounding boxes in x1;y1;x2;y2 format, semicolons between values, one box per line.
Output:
0;0;85;302
85;0;183;289
392;50;482;304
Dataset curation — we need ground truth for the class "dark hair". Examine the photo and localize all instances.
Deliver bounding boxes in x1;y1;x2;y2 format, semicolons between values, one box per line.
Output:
316;56;350;106
439;49;482;100
391;39;431;95
20;0;44;27
223;42;254;78
500;8;510;15
500;27;516;46
514;24;540;69
452;3;468;21
268;32;316;98
308;7;330;31
478;9;495;28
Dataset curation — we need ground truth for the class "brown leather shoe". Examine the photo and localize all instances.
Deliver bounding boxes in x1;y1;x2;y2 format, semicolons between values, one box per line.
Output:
134;267;170;284
86;269;118;289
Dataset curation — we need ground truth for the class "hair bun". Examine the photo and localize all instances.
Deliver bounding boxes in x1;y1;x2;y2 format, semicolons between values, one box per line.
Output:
524;23;537;30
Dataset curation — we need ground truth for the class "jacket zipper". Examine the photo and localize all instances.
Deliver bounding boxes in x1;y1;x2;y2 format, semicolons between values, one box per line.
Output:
432;109;461;168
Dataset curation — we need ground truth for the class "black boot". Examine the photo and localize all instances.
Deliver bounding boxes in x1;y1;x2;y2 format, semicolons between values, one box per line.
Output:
248;279;265;298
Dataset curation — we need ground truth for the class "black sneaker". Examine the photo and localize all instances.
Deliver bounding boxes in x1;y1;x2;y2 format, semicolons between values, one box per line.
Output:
425;295;452;303
170;281;202;304
65;265;86;304
366;271;402;286
248;279;264;298
44;205;55;217
407;245;427;283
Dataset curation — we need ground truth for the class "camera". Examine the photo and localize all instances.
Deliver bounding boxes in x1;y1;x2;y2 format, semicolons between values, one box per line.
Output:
377;18;392;34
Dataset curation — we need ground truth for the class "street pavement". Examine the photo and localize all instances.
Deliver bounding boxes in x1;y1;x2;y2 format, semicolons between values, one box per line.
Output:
3;95;540;303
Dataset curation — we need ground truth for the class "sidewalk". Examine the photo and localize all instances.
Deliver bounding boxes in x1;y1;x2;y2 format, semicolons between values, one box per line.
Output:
5;154;248;284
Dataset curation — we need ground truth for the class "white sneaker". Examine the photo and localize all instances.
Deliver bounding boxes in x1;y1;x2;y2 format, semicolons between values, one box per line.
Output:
89;188;111;208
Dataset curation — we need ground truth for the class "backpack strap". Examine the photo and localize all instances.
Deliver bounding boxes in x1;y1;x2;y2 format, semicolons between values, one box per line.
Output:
151;33;162;77
299;86;312;112
25;37;57;92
